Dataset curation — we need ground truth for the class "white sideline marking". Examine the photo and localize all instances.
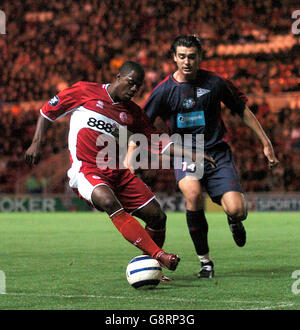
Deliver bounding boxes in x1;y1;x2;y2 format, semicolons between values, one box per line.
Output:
3;292;295;309
258;303;295;310
0;271;5;294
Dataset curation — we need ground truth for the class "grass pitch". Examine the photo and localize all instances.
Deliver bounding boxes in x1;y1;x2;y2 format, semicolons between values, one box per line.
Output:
0;212;299;310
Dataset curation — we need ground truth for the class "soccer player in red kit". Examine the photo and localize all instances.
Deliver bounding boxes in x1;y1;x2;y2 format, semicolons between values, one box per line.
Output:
25;61;181;271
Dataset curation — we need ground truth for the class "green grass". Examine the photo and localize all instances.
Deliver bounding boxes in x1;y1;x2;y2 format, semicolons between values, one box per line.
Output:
0;212;299;310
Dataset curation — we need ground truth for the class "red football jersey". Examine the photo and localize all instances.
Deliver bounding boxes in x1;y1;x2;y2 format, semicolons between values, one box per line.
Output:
40;82;171;169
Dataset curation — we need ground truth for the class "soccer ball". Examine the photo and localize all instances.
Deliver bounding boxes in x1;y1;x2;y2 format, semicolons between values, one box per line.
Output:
126;255;162;290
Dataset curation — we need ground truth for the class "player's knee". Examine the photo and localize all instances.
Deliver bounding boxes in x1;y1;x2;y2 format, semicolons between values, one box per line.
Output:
92;191;120;214
99;198;118;213
227;206;248;221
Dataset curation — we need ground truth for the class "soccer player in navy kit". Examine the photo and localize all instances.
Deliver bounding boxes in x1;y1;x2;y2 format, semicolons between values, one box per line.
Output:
143;35;279;278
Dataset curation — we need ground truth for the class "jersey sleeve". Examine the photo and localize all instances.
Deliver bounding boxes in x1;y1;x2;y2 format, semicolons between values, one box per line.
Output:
40;82;83;121
133;107;172;155
143;82;166;123
220;78;247;116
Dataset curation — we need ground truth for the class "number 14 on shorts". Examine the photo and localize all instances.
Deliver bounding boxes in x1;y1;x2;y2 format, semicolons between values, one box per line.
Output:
182;162;196;173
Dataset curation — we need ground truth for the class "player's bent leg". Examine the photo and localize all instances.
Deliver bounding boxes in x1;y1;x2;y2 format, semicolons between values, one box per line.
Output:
133;199;180;276
92;186;180;271
178;177;214;278
221;191;247;247
221;191;247;221
92;186;160;256
133;199;166;248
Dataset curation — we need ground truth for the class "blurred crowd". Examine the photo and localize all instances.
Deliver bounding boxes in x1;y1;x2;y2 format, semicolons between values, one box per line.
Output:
1;0;299;103
0;107;68;193
0;0;299;194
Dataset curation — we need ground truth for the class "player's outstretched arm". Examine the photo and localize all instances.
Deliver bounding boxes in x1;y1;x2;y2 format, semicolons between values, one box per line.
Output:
124;141;217;173
242;106;279;168
168;144;217;169
25;115;52;166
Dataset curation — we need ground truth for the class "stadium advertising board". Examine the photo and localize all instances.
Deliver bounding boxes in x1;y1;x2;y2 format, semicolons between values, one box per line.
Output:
256;196;300;212
1;194;300;212
0;196;90;212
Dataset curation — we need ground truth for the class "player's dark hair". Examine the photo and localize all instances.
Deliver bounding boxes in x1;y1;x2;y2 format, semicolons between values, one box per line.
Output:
171;35;202;55
119;61;145;80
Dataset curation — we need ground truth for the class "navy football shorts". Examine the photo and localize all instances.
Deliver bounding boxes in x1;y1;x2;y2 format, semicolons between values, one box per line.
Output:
174;142;242;205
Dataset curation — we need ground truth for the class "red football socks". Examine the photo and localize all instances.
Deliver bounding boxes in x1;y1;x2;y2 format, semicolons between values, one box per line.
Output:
110;208;162;258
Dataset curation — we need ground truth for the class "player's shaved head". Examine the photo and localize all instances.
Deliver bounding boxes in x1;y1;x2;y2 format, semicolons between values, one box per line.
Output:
171;35;202;55
108;61;145;102
119;61;145;80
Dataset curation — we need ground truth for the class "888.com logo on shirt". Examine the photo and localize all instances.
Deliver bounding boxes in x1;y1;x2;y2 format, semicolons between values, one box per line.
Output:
49;95;60;107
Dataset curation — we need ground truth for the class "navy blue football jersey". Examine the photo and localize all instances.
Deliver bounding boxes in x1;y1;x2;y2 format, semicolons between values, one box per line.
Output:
144;69;247;149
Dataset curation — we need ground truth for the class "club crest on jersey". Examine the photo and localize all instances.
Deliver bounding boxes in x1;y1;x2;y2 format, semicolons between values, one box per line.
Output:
196;88;210;98
49;95;59;106
119;112;128;123
183;97;196;109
